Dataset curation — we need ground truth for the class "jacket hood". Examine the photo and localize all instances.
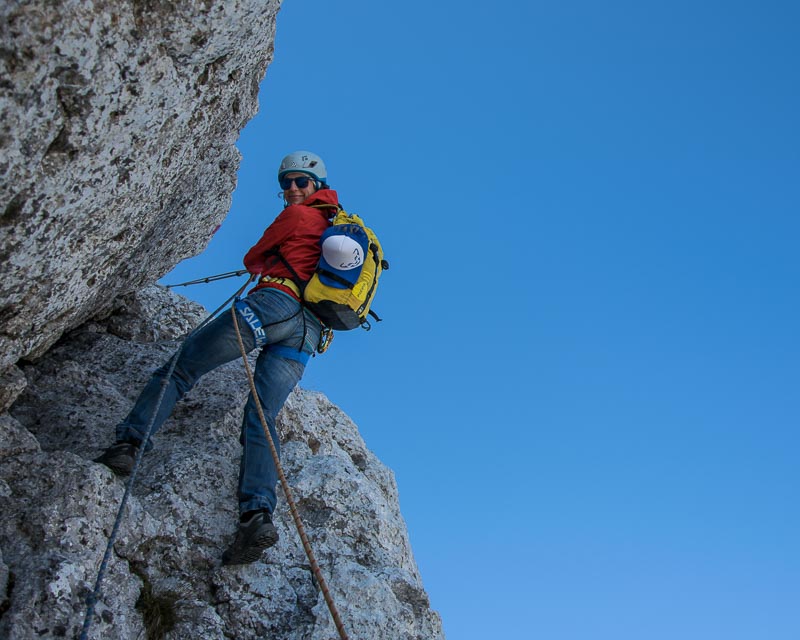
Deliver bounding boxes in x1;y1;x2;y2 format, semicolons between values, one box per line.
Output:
302;189;339;208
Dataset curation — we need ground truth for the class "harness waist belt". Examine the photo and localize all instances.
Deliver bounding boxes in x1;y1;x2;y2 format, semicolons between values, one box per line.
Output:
261;275;301;298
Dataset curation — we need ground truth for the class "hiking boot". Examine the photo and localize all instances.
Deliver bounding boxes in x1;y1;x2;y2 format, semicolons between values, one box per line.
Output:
222;510;279;565
94;441;139;476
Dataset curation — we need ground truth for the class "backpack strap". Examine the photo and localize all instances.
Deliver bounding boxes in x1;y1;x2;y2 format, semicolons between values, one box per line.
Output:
263;201;340;293
315;268;354;289
261;247;306;295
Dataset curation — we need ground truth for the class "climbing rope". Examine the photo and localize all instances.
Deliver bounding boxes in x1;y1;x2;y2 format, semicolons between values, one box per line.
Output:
164;269;249;288
80;278;253;640
82;277;348;639
230;303;350;640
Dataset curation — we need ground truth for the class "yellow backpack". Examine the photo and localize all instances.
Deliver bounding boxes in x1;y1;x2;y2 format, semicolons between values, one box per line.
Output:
303;208;388;330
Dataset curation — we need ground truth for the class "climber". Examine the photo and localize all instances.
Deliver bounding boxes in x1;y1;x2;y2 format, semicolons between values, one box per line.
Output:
95;151;337;565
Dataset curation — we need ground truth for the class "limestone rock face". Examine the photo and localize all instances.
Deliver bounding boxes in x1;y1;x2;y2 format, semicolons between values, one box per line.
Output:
0;0;280;368
0;5;445;637
1;286;445;639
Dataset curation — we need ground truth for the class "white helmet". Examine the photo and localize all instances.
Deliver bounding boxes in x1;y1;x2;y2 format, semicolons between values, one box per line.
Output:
278;150;327;185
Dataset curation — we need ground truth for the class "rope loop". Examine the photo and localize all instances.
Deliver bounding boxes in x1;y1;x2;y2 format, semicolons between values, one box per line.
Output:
80;276;254;640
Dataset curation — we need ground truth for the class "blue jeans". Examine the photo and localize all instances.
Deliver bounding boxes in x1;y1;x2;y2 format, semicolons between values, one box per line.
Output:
116;288;321;515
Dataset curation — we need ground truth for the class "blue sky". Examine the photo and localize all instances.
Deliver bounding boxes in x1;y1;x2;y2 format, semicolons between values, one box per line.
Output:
163;2;799;638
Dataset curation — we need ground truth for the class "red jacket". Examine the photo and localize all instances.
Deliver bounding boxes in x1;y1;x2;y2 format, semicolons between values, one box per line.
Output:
243;189;339;298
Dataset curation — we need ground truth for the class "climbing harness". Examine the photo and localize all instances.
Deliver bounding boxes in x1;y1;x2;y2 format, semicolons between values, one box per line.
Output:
164;269;249;288
230;301;350;640
80;278;253;640
259;274;302;298
81;277;349;640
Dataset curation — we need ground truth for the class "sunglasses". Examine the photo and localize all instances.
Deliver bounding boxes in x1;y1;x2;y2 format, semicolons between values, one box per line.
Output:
280;176;315;190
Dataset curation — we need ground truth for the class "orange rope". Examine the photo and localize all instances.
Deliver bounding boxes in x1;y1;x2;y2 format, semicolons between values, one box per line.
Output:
230;303;349;640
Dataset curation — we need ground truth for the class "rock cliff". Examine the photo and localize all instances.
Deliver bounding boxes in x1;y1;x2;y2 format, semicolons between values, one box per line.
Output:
1;287;444;639
0;3;444;638
1;0;278;371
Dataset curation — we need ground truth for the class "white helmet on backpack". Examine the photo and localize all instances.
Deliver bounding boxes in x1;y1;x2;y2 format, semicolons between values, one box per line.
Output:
278;151;328;186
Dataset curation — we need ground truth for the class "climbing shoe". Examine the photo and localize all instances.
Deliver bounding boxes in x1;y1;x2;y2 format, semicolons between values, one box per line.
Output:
94;441;139;476
222;510;279;565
